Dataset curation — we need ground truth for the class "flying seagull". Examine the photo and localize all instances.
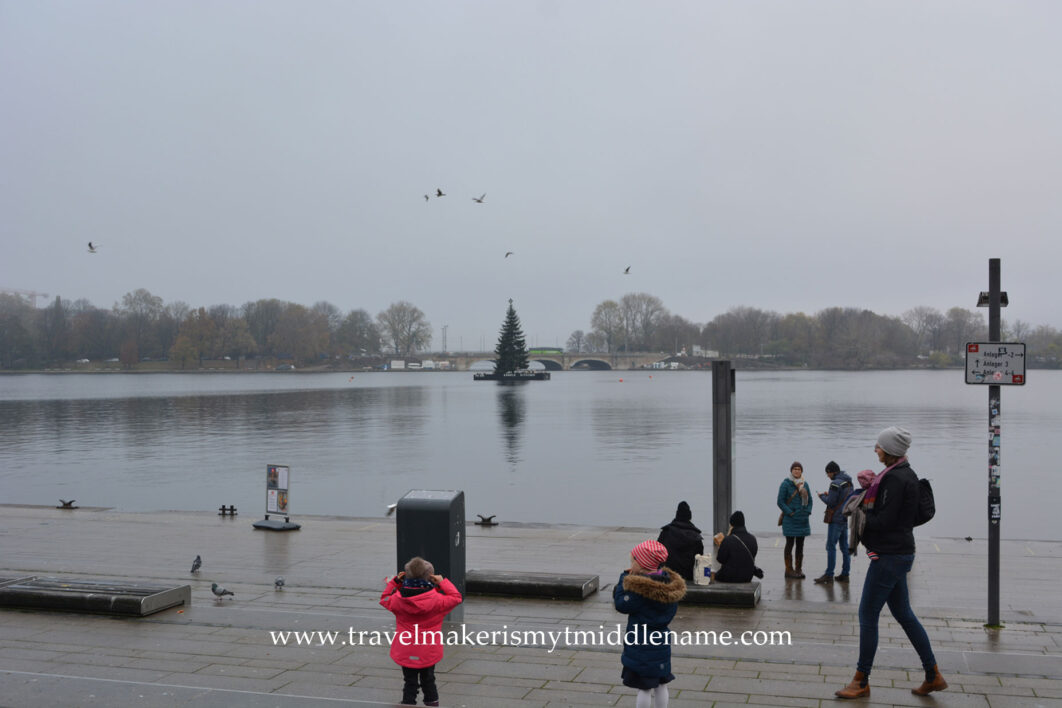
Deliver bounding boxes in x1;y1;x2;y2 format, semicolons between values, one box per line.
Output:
274;576;285;591
435;188;446;197
385;503;398;517
87;242;99;254
475;514;498;527
472;193;486;203
505;251;513;258
191;555;202;574
623;266;631;274
211;582;234;601
58;499;77;509
423;194;429;202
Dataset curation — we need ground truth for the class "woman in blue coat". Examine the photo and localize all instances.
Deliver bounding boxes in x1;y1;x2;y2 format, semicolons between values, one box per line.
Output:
614;539;687;708
778;461;813;579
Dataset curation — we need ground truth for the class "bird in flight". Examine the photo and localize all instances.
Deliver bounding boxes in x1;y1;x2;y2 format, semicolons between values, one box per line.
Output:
472;193;486;203
423;194;429;203
435;188;446;197
58;499;77;509
623;266;631;274
87;242;99;254
505;251;513;258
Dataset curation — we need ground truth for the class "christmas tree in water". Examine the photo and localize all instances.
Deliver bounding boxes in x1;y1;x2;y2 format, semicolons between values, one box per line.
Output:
493;299;529;375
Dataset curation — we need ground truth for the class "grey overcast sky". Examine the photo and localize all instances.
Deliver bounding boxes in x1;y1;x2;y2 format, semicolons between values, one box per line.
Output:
2;1;1060;350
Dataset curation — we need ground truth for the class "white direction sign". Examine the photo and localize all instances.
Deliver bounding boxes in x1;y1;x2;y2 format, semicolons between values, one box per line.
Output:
965;342;1026;385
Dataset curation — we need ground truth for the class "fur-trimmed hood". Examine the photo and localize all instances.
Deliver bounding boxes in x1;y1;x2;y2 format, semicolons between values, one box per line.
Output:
621;570;687;604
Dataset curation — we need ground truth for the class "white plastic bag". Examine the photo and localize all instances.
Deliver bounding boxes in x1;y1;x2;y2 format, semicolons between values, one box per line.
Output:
693;553;715;585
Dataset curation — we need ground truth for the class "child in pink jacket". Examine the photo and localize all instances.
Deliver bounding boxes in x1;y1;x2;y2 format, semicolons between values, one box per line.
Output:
380;556;463;706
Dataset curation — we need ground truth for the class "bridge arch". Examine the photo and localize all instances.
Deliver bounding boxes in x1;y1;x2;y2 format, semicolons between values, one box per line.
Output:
532;358;564;371
570;358;613;371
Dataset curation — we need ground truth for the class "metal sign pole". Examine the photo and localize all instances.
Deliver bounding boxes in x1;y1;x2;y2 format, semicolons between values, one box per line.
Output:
987;259;1001;627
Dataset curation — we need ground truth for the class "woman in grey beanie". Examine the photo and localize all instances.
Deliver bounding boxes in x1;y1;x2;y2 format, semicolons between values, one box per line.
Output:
835;426;947;699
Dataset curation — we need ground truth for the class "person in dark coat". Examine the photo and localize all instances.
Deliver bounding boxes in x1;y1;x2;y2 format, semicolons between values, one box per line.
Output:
614;539;686;708
815;461;854;584
657;501;704;581
713;511;759;583
835;427;947;700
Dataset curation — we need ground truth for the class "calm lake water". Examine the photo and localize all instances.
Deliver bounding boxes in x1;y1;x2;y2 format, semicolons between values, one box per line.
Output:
0;370;1056;540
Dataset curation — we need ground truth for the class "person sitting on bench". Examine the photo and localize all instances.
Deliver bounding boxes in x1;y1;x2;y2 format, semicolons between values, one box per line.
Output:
712;511;759;583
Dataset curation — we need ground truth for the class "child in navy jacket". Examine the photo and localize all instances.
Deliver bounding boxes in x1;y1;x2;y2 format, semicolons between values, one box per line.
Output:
613;539;687;708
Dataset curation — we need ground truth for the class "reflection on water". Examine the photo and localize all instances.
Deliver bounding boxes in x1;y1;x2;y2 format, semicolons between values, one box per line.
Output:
496;387;526;465
1;370;1058;540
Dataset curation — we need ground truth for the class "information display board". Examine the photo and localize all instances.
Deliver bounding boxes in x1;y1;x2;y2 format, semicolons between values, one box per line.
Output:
965;343;1026;385
266;464;290;515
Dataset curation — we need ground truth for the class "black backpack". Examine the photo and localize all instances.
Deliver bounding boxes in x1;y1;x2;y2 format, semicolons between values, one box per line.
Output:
913;478;935;526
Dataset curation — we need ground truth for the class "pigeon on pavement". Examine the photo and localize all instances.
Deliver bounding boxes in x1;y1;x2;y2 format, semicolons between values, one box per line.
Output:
275;576;285;591
211;582;234;601
191;555;201;574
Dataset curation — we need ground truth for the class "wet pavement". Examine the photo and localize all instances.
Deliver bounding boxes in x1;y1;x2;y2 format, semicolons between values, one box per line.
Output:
1;505;1060;707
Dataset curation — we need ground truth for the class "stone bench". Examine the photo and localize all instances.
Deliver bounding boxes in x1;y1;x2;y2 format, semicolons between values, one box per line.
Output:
682;581;760;608
0;576;191;616
466;570;599;600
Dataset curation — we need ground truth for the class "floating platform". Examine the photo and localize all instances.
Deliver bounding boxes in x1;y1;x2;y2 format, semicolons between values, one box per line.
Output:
0;576;191;616
473;370;551;382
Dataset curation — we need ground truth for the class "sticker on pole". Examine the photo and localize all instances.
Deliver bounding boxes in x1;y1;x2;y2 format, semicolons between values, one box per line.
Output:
965;343;1026;385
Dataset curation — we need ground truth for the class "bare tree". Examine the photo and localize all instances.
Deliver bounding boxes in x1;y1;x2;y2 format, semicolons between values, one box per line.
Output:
377;301;432;355
337;309;381;355
312;301;343;335
242;299;288;357
652;313;700;354
705;306;779;357
270;304;330;364
591;300;623;353
118;289;164;357
566;329;586;353
1003;318;1031;341
584;331;607;353
902;305;949;354
619;293;667;351
945;307;985;355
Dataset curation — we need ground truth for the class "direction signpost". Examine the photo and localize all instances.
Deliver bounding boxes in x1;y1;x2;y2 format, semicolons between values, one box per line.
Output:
965;259;1024;627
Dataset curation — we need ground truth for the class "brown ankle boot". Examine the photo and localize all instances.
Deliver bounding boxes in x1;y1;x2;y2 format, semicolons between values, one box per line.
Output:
835;670;870;699
784;552;799;578
911;666;948;695
795;551;806;579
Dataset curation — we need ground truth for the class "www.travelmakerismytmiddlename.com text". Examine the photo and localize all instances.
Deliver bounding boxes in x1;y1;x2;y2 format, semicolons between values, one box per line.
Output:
270;624;792;653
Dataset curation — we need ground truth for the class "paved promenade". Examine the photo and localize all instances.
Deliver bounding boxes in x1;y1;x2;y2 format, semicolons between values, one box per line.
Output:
1;505;1060;707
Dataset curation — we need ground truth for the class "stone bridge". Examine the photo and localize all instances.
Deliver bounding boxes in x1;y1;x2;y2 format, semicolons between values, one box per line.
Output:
445;352;670;371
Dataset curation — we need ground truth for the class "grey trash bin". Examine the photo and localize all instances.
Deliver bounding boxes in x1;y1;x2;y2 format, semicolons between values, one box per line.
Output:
395;490;465;622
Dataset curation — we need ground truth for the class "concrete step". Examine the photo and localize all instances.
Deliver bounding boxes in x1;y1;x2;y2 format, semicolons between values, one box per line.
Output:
683;580;760;607
466;569;599;599
0;576;191;616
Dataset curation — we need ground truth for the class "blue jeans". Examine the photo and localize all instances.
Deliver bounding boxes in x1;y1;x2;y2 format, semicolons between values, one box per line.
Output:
825;523;850;576
857;553;936;675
